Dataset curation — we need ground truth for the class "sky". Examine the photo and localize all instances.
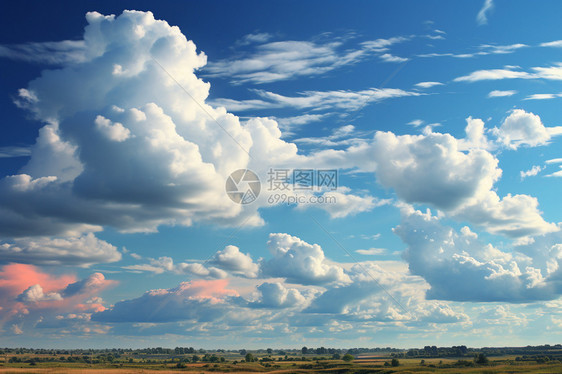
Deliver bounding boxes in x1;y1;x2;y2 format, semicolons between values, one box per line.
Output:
1;0;562;349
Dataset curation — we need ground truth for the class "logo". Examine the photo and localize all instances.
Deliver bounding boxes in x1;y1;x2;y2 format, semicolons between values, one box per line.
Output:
225;169;261;204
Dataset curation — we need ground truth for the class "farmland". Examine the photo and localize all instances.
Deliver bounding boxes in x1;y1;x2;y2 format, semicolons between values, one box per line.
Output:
1;345;562;373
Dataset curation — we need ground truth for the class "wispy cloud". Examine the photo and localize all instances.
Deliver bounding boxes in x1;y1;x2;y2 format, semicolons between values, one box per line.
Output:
455;64;562;82
541;40;562;48
415;81;443;88
488;90;517;98
355;248;386;255
0;40;86;64
0;146;32;158
211;87;421;112
204;36;410;84
524;93;562;100
235;32;273;46
418;43;526;59
477;0;494;25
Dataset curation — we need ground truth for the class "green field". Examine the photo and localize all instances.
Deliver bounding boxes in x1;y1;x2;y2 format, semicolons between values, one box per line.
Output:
2;352;562;374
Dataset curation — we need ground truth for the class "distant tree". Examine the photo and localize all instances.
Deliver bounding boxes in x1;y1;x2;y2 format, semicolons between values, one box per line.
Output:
239;349;247;356
267;348;273;354
332;353;341;360
301;347;308;355
342;354;354;362
192;355;200;362
245;353;254;362
475;353;489;365
391;358;400;367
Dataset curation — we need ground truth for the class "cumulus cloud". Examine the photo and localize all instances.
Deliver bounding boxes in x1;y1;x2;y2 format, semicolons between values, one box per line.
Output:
396;205;561;302
0;10;279;238
0;233;121;266
123;256;227;279
261;233;350;285
92;279;237;323
0;264;114;335
521;165;544;180
17;284;62;302
210;245;260;278
494;109;562;149
246;282;312;309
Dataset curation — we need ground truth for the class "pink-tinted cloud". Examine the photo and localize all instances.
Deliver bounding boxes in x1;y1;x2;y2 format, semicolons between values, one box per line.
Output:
175;279;239;302
0;263;76;298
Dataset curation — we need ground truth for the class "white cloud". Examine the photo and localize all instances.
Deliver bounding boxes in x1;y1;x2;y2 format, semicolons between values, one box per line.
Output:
355;248;386;255
212;87;420;112
396;205;560;302
0;233;121;266
298;189;389;219
414;81;443;88
541;40;562;48
205;36;408;84
407;119;424;127
0;146;31;158
455;68;532;82
546;158;562;164
236;32;273;46
17;284;63;302
211;245;260;278
494;109;562;149
379;53;408;63
261;233;350;285
477;0;494;25
246;282;311;309
455;64;562;82
521;165;544;180
92;279;238;323
524;93;562;100
488;90;516;98
0;40;87;64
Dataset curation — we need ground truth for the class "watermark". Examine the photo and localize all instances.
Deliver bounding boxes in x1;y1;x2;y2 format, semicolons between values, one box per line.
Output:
226;168;339;205
267;193;337;205
225;169;261;204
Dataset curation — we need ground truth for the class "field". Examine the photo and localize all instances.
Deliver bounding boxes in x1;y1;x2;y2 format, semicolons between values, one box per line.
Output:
2;352;562;374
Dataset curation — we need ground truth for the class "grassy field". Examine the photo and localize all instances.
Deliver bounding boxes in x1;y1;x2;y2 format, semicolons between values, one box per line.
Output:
1;355;562;374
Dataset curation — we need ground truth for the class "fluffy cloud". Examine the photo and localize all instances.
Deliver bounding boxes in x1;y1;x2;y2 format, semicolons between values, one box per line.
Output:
210;245;260;278
0;10;274;238
17;284;63;302
0;233;121;266
396;205;561;302
0;264;114;335
261;233;350;285
366;129;499;210
494;109;562;149
247;282;311;309
93;279;237;323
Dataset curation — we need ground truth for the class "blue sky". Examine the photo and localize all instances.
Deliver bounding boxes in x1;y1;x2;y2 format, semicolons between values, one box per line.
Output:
1;0;562;349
